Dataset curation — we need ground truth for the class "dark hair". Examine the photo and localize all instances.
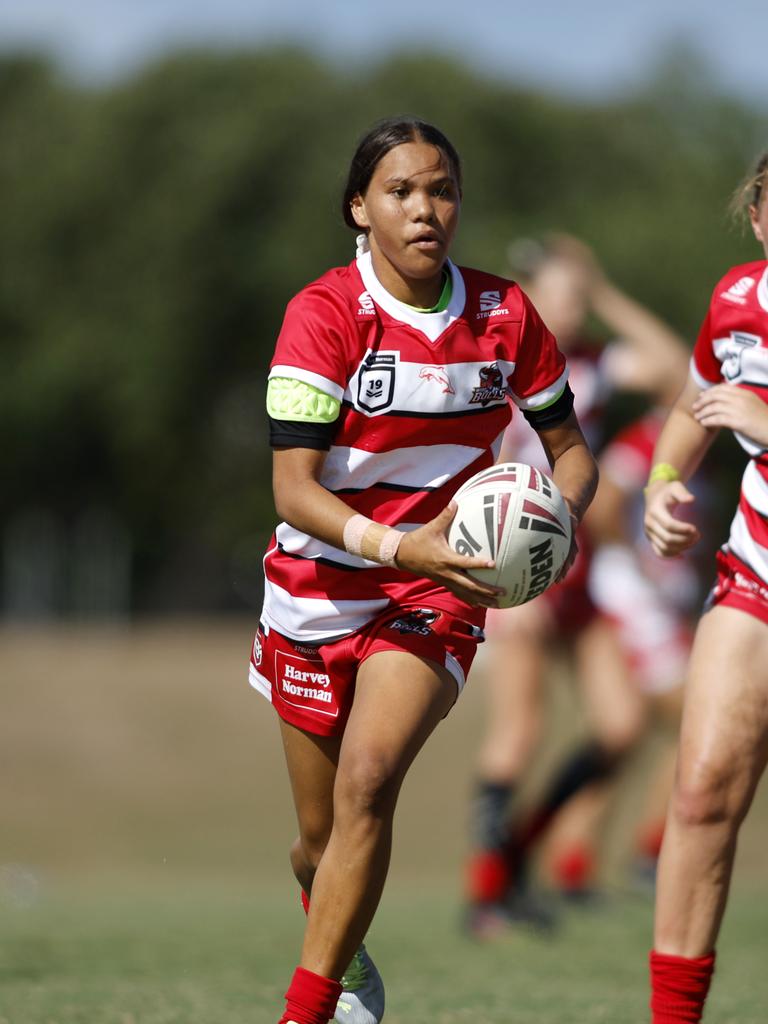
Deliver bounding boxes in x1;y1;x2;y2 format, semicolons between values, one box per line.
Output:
730;150;768;222
342;117;462;230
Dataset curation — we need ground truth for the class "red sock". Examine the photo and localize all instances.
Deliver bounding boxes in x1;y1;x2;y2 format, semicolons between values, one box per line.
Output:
649;949;715;1022
278;966;342;1024
551;843;596;892
466;850;509;903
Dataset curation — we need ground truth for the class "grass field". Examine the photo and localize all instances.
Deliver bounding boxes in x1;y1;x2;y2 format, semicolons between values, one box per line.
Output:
2;621;768;1023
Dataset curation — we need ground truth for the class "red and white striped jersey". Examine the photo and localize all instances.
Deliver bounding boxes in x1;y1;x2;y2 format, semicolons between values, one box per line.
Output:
263;251;569;641
690;260;768;582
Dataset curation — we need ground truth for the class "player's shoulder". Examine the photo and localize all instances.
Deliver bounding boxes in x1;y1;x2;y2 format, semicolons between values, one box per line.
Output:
455;265;527;323
286;261;368;319
710;260;768;308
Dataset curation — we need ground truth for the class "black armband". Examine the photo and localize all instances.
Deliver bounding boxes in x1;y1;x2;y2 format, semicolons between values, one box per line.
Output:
523;383;575;430
268;416;335;451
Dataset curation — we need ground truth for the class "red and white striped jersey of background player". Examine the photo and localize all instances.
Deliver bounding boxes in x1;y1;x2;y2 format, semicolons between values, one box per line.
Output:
690;259;768;582
262;249;573;644
589;410;699;694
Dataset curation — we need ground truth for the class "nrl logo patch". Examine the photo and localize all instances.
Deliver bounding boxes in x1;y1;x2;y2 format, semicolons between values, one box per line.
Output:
357;351;397;413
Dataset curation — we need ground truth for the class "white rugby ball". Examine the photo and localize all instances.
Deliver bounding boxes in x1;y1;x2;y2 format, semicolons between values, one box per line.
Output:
448;462;572;608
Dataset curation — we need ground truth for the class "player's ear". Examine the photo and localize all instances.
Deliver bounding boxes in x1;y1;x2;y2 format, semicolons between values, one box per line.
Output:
350;193;370;231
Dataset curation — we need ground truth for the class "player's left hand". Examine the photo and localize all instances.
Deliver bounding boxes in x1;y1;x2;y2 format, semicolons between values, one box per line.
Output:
692;384;768;447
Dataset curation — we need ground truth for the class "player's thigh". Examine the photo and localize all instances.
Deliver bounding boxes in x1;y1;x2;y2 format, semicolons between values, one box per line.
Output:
335;650;457;809
280;718;342;842
483;601;552;718
677;606;768;796
575;616;646;748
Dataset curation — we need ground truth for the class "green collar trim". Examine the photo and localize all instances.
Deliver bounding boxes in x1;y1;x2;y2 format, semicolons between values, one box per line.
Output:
404;270;452;313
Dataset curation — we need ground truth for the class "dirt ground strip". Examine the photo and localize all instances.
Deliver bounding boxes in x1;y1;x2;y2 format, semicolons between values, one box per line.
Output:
2;620;768;886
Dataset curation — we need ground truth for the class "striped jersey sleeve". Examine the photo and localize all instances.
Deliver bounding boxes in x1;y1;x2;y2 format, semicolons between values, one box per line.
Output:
507;292;568;410
268;283;357;401
690;303;721;388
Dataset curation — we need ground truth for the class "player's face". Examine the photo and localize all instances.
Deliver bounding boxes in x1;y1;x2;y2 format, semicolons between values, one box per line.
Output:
749;195;768;259
351;141;461;306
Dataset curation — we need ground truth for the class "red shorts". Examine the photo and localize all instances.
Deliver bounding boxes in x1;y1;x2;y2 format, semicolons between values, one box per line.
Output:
704;548;768;626
249;605;484;737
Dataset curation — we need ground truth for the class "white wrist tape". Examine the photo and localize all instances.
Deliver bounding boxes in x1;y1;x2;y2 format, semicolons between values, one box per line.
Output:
343;513;403;568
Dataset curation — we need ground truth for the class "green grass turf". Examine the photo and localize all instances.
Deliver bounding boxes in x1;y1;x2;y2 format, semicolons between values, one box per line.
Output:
1;874;767;1024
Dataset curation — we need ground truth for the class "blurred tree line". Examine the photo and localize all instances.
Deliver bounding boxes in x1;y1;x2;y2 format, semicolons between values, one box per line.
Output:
0;46;765;616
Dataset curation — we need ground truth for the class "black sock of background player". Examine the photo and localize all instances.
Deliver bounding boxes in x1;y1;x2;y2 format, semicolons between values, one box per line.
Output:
469;779;516;852
511;741;620;855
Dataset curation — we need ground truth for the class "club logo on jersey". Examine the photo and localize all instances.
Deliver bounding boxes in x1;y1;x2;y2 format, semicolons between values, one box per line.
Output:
386;609;439;636
518;498;568;538
419;364;455;394
357;291;376;315
723;331;761;380
252;632;263;668
476;290;510;320
720;276;756;305
470;363;506;405
357;351;397;414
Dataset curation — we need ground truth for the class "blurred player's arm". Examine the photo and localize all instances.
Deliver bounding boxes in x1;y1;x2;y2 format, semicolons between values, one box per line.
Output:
589;274;687;399
584;471;629;546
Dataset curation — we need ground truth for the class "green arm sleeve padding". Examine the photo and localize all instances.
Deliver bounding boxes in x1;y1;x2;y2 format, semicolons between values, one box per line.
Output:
266;377;341;423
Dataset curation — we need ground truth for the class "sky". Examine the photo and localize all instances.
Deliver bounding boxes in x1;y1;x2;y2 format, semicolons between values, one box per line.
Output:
0;0;767;104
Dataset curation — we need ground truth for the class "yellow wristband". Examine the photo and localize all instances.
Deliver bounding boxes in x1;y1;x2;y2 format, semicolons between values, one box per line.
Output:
645;462;681;492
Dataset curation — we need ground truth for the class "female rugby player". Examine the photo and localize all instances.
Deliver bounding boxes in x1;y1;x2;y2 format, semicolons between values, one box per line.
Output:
644;150;768;1023
251;117;598;1024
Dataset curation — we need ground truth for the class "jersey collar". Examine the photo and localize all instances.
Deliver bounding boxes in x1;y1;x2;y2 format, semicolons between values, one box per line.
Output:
355;250;467;343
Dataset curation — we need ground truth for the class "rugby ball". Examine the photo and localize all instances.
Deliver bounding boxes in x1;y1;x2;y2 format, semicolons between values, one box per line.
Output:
448;462;572;607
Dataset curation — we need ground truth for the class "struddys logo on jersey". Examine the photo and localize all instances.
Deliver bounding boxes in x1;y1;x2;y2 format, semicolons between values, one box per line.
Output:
720;276;756;305
386;609;440;636
275;650;338;718
357;291;376;316
475;290;510;320
357;350;398;413
470;363;506;406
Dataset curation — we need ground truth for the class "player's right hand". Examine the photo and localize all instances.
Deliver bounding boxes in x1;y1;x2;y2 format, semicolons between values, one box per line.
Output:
643;480;700;558
396;503;506;609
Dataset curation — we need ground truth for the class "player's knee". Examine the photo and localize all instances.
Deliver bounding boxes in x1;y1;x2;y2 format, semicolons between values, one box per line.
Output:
334;749;401;823
671;760;745;829
294;823;331;872
595;698;646;755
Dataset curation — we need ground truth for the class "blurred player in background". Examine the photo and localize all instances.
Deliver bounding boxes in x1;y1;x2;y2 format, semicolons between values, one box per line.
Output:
540;394;703;898
644;151;768;1023
251;117;597;1024
464;235;688;936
